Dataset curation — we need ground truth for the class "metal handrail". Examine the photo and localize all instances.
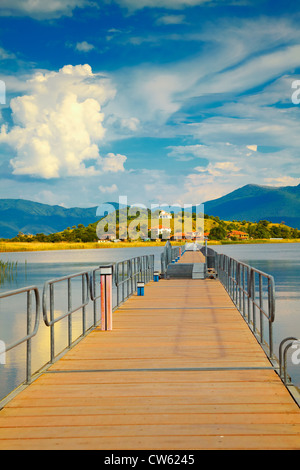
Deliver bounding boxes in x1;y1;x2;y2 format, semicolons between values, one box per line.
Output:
90;265;115;328
43;271;90;327
42;271;90;362
0;286;40;383
279;337;300;385
212;250;276;359
115;254;154;305
0;252;155;402
161;241;181;276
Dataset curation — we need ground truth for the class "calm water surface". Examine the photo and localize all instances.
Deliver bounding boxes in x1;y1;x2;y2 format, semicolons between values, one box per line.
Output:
0;244;299;401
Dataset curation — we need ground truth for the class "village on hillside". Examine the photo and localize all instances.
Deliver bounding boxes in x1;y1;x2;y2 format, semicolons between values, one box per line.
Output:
4;209;300;244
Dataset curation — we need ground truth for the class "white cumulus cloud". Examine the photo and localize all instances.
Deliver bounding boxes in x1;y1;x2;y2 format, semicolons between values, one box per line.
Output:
0;64;120;179
101;153;127;173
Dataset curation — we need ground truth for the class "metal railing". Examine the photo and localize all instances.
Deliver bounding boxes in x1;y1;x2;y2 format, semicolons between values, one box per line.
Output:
115;255;154;306
0;253;155;399
42;255;155;363
89;266;104;326
279;337;300;386
43;271;90;362
210;249;276;360
161;241;181;275
0;286;40;384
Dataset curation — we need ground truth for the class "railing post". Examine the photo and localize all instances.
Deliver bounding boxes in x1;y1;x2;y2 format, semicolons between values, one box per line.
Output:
251;270;256;334
268;277;274;358
130;259;134;296
68;278;72;347
122;262;125;302
100;266;113;331
247;266;251;323
50;283;55;363
242;265;246;318
116;263;120;306
92;272;97;327
259;273;263;344
82;273;86;335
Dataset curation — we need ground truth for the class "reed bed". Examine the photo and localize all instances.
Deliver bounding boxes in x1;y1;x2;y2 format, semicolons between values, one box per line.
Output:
0;260;18;284
0;241;183;253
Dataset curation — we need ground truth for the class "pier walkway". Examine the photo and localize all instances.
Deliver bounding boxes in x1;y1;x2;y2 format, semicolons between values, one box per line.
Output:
0;251;299;450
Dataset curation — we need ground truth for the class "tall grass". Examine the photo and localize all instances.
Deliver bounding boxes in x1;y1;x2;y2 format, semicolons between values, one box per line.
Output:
0;260;18;284
0;240;183;253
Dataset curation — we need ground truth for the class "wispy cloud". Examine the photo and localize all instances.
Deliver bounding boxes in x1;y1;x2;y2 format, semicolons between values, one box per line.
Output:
113;0;251;12
99;183;118;193
156;14;186;25
0;0;93;19
75;41;95;52
0;47;16;60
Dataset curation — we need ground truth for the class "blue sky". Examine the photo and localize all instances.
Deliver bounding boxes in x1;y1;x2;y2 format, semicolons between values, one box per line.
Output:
0;0;299;209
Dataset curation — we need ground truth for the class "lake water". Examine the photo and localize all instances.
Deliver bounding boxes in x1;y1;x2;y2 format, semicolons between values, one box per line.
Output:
0;244;299;402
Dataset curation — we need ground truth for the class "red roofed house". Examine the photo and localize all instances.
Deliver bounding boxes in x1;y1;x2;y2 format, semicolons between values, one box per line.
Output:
227;230;249;240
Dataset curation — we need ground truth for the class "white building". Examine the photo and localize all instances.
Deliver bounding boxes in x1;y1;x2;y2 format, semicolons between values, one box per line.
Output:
159;210;172;220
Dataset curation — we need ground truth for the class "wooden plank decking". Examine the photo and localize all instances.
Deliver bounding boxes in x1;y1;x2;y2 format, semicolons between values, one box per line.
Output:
0;251;299;450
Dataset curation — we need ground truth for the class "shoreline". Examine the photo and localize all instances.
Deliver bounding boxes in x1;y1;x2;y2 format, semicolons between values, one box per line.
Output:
0;239;299;253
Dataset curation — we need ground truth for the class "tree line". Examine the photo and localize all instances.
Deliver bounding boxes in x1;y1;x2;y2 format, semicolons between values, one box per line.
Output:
207;216;300;240
3;213;300;243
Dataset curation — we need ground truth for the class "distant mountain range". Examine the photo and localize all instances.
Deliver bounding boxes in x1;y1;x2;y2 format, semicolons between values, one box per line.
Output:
204;184;300;229
0;199;99;239
0;183;299;238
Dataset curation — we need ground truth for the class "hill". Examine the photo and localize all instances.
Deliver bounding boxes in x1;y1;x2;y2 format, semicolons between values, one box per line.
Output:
204;184;300;228
0;199;99;239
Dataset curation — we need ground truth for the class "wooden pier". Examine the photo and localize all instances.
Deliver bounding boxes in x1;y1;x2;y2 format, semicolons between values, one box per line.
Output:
0;251;299;450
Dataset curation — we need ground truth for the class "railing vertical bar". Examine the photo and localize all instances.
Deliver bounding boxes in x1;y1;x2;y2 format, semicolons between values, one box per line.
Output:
252;270;256;333
68;277;72;348
130;259;134;296
259;273;263;345
242;265;246;318
122;262;125;303
116;264;120;307
268;278;274;358
239;264;242;312
127;260;130;298
93;272;97;327
82;274;86;335
50;283;55;363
